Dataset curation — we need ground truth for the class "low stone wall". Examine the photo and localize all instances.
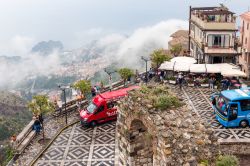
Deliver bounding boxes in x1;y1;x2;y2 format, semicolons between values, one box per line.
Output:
117;85;219;166
220;143;250;155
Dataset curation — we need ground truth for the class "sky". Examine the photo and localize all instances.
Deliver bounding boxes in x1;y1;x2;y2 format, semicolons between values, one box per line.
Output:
0;0;249;56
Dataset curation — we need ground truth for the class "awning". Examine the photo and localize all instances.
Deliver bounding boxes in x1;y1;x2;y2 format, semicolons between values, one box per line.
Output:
221;69;247;77
190;64;207;73
206;64;221;73
170;57;197;64
174;63;191;72
159;60;246;77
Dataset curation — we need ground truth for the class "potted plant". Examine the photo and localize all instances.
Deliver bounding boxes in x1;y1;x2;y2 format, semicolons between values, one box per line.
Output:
187;79;194;87
200;78;209;87
215;80;221;89
168;76;176;84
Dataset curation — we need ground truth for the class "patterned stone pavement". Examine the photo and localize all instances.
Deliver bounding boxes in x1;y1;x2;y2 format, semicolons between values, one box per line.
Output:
170;85;250;143
35;121;116;166
30;85;250;166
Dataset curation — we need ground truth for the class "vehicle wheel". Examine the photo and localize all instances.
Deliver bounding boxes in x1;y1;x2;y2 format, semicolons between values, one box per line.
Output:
90;121;97;127
240;120;249;128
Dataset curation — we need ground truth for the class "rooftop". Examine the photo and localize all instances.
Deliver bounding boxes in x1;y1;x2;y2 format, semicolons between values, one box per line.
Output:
222;88;250;101
240;11;250;21
191;6;234;15
170;30;189;38
191;5;236;24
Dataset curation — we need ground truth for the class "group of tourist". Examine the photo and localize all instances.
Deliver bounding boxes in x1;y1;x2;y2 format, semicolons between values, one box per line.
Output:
174;72;241;91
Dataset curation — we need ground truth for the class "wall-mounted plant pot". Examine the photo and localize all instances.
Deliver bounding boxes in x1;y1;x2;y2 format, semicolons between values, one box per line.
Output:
188;83;194;87
169;80;176;84
200;84;209;87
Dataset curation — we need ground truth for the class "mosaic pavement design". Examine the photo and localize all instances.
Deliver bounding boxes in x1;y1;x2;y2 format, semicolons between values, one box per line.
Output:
170;85;250;143
35;122;116;166
35;85;250;166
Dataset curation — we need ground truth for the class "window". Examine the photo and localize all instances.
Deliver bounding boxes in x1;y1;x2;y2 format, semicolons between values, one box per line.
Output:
240;100;250;111
228;104;238;121
87;102;97;113
245;38;248;45
208;15;215;22
247;23;249;30
107;102;114;109
96;105;104;113
213;35;221;46
207;34;230;48
190;42;194;50
215;96;229;116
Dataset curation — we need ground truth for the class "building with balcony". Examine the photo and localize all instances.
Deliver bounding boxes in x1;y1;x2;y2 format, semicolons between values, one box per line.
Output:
239;11;250;78
188;5;240;64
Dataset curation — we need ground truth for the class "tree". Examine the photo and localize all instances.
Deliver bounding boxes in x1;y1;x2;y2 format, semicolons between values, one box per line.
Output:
150;49;171;69
170;44;182;57
72;80;91;98
118;68;134;87
28;95;54;142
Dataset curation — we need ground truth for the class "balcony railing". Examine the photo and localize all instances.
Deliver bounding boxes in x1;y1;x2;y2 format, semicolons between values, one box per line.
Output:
191;15;237;30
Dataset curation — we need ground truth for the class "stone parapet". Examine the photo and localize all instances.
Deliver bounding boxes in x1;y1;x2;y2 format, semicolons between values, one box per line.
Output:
117;85;219;166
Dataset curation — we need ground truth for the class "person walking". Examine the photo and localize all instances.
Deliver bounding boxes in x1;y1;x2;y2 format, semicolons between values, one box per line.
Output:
33;117;41;133
209;77;214;90
91;87;96;97
177;72;183;89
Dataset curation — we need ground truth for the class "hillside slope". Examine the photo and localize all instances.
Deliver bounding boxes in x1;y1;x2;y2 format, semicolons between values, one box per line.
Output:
0;91;32;141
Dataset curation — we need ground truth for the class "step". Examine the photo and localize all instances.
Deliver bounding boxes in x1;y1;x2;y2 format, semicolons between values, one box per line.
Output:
16;130;36;154
15;120;34;146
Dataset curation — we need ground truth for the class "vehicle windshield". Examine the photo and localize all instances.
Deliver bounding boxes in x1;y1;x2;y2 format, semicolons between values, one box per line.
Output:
215;95;229;117
87;102;97;113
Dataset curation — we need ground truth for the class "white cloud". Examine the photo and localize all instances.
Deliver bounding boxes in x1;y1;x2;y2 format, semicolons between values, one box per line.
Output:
0;35;35;57
0;19;188;87
96;19;188;68
0;51;61;87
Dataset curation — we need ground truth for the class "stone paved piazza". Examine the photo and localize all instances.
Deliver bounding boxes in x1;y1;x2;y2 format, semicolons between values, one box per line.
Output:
35;122;116;166
30;85;250;166
171;85;250;142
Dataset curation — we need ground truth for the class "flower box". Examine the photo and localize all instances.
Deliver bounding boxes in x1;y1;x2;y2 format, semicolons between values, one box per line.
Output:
169;80;176;84
188;83;194;87
200;84;209;87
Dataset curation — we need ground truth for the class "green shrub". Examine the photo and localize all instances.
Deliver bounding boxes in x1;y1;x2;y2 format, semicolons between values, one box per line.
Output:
216;155;239;166
154;95;181;110
201;78;209;84
169;76;176;81
140;86;150;94
187;79;194;84
200;160;209;166
152;87;168;95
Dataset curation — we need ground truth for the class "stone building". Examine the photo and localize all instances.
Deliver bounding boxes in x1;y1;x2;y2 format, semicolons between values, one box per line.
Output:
116;85;219;166
188;5;241;64
168;30;189;56
239;11;250;78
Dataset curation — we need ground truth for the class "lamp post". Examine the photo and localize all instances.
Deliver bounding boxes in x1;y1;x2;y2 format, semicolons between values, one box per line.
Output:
58;85;70;125
141;56;149;84
104;68;117;91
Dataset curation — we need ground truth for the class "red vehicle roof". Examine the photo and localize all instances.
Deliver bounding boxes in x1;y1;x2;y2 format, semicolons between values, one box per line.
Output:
100;85;140;100
92;86;140;105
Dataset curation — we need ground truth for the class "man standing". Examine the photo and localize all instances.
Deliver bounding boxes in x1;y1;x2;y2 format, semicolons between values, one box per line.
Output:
177;72;183;89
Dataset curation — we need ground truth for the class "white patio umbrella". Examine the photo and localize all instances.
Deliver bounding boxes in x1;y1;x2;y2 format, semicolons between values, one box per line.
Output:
170;57;197;64
159;61;174;70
